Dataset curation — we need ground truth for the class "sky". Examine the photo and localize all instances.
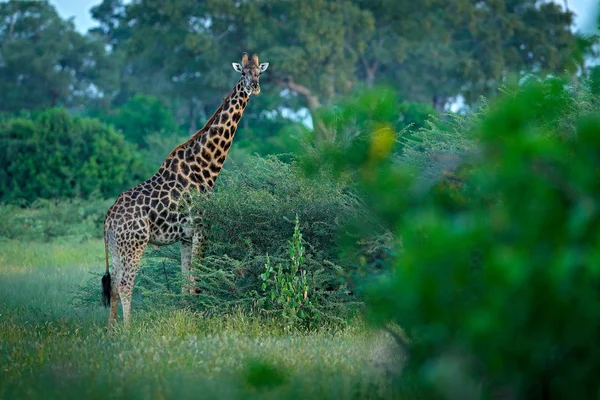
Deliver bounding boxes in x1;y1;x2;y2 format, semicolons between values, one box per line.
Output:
52;0;104;33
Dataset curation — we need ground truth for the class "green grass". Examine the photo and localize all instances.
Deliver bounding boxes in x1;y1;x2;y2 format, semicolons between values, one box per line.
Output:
0;239;406;400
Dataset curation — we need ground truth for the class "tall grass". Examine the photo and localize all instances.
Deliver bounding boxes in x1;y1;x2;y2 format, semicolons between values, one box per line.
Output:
0;239;406;400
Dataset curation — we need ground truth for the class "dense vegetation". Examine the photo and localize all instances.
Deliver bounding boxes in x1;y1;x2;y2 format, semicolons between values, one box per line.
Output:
1;0;593;200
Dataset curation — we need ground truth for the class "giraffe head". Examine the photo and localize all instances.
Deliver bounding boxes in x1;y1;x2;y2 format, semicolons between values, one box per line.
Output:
232;53;269;95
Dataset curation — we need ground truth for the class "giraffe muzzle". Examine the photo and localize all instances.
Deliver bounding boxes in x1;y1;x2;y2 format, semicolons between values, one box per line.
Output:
251;82;261;95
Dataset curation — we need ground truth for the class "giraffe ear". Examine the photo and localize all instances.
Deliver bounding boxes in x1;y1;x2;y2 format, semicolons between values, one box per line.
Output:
232;63;243;73
259;62;269;72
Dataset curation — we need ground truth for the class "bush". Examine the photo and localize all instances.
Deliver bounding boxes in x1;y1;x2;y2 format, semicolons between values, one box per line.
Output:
77;156;388;328
184;156;387;324
93;94;180;148
0;108;144;203
313;78;600;397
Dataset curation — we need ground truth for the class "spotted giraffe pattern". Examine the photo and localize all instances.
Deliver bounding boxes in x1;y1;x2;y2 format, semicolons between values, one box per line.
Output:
102;53;269;327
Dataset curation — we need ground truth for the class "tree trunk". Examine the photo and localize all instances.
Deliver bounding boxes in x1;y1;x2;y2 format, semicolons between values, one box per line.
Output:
433;95;448;114
8;8;17;40
366;68;376;88
363;58;379;88
357;52;379;88
277;78;331;142
325;63;335;100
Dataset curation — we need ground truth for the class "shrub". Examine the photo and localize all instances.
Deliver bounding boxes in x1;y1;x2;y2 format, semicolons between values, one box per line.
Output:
183;156;384;323
0;108;144;203
77;156;388;327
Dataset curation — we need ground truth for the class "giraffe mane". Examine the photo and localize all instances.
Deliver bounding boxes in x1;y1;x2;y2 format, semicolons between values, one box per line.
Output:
166;91;233;157
190;92;233;140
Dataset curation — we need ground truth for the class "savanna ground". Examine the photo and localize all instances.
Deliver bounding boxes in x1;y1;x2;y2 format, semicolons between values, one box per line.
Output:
0;236;406;400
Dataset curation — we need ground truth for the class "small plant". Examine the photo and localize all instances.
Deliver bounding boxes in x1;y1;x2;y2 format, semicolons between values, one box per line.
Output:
259;215;313;326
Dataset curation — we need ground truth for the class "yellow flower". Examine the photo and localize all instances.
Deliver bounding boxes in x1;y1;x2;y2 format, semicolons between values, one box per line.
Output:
369;125;395;161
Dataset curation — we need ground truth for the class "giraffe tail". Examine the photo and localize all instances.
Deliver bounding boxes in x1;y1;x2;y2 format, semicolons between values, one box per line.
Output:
101;219;111;308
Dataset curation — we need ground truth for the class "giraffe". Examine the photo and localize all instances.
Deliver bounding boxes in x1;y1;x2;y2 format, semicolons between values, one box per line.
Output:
101;53;269;328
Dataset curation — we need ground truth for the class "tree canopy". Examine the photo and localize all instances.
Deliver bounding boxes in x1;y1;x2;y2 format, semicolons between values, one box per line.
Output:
0;0;113;113
1;0;582;132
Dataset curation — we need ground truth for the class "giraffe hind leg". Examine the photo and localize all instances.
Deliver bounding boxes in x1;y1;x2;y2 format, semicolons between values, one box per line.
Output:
107;230;121;329
116;241;146;327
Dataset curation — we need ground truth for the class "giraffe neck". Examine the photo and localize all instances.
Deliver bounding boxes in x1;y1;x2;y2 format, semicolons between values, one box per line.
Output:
157;79;251;191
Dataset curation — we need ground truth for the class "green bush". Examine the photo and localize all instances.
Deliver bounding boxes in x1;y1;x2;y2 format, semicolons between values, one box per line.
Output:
313;78;600;397
92;94;180;148
0;108;144;203
184;156;387;324
77;156;388;327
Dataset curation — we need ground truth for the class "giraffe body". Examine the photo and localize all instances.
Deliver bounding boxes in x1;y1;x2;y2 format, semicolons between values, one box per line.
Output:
102;54;269;327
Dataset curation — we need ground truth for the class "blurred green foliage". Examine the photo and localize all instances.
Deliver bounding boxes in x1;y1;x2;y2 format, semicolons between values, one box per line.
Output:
243;359;288;390
310;77;600;397
90;94;180;148
0;108;144;203
0;1;114;114
318;86;436;144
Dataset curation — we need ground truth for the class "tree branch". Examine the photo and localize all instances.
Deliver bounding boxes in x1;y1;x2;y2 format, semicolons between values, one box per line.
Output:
276;77;321;111
275;77;330;141
215;25;232;41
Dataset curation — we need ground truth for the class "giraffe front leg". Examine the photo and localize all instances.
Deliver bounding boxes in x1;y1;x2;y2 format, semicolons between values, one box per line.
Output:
181;235;204;295
181;239;194;294
189;232;206;295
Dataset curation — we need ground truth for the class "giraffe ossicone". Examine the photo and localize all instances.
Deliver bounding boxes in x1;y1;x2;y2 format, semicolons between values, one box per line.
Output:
101;53;269;328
